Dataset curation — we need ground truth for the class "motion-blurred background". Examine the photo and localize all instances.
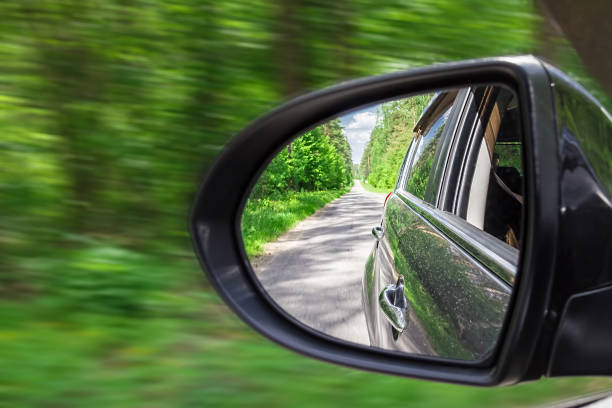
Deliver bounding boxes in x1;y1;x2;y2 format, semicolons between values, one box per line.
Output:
1;1;611;406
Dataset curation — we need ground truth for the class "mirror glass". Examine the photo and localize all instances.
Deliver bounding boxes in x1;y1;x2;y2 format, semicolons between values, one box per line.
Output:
241;85;523;361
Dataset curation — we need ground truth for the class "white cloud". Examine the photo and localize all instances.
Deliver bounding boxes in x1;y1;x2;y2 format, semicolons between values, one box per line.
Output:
340;107;378;164
345;111;376;142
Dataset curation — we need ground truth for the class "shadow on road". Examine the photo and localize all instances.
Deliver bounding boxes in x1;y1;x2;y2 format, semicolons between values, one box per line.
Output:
250;181;386;346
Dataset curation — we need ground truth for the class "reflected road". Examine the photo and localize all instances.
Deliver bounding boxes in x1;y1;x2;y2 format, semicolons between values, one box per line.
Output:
251;181;386;346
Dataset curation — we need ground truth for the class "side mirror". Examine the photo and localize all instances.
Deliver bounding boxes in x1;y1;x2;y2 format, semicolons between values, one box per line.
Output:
190;56;612;385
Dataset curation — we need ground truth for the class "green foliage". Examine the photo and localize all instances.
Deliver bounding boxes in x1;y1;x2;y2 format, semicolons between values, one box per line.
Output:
322;119;353;186
291;128;350;191
496;143;523;176
243;122;352;257
46;246;172;316
352;163;361;179
405;123;445;200
0;0;610;404
361;182;392;194
360;95;431;190
405;155;433;200
241;189;347;257
251;124;352;198
2;282;612;407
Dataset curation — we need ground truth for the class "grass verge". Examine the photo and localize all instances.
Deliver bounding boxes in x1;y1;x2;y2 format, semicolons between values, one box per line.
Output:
241;188;349;257
2;244;612;406
2;255;612;407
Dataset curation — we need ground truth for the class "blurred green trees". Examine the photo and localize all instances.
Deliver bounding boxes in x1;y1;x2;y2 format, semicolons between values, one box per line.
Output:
1;0;611;405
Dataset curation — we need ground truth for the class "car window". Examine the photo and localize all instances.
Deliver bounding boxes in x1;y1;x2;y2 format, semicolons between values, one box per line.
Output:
395;138;416;190
460;87;523;248
404;104;453;201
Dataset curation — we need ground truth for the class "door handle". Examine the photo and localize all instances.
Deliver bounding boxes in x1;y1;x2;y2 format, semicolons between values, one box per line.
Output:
378;275;409;333
372;225;384;240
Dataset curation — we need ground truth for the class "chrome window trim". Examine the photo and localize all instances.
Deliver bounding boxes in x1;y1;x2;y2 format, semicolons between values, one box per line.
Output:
432;89;471;206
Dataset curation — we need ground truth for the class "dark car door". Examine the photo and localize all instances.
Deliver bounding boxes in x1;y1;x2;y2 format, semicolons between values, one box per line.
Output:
366;86;520;361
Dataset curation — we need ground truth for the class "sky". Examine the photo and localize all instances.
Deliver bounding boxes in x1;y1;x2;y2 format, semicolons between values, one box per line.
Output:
339;105;379;164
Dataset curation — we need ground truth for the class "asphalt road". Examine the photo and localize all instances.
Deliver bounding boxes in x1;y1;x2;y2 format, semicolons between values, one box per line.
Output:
251;181;386;346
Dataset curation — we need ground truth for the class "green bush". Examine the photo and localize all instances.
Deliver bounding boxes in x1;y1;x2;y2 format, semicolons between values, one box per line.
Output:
251;122;353;199
44;246;171;316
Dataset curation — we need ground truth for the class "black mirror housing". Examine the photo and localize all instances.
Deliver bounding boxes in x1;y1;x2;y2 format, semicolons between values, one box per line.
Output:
190;56;612;385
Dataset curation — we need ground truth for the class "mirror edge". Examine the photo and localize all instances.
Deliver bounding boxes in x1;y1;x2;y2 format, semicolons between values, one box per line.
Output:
189;55;560;386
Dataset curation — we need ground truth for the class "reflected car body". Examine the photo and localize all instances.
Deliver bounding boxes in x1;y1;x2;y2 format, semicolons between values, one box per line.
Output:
363;86;524;360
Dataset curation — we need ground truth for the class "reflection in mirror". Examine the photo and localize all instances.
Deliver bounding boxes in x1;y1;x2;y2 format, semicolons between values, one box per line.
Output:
241;85;523;361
